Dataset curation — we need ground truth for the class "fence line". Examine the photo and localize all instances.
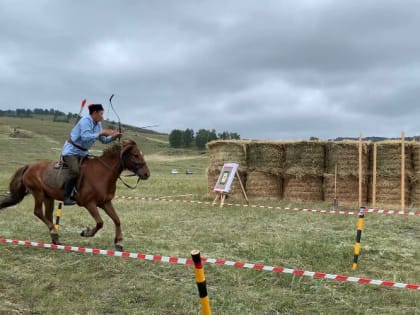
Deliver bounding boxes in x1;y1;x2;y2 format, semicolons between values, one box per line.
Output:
1;237;419;291
115;195;420;217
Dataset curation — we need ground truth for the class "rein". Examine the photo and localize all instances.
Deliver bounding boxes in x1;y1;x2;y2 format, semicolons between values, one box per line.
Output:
92;146;146;189
118;174;141;189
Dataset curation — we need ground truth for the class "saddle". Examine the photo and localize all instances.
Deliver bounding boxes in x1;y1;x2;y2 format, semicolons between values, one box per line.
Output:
44;157;86;190
53;160;68;169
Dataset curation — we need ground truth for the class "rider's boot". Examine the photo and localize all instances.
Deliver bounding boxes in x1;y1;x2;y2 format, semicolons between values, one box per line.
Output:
63;178;77;206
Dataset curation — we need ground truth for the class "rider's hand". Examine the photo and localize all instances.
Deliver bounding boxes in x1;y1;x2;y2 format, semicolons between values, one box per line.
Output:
100;129;118;137
112;132;123;140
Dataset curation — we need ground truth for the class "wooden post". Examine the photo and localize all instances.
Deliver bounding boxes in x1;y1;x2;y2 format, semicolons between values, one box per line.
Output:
333;164;338;208
54;202;63;232
212;193;227;208
401;132;405;210
236;172;249;205
358;133;363;208
191;250;212;315
352;207;366;270
372;143;377;208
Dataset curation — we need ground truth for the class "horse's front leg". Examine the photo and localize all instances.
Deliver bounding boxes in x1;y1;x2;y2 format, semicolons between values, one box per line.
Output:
100;201;123;251
81;203;104;238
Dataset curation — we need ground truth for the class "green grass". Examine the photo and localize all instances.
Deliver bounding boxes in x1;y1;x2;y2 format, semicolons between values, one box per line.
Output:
0;116;420;314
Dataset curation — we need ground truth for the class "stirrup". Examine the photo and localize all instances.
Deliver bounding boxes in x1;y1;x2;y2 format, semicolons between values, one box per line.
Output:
63;198;76;206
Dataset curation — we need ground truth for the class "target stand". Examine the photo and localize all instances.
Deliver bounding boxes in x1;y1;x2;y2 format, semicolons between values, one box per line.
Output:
212;163;249;208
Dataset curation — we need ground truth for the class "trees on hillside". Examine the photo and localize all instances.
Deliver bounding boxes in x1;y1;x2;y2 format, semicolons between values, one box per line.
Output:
169;129;184;148
183;128;194;147
195;129;217;150
169;128;240;149
0;108;68;118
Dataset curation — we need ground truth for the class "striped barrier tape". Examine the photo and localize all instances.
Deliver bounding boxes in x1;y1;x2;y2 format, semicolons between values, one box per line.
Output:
115;195;420;217
1;237;419;291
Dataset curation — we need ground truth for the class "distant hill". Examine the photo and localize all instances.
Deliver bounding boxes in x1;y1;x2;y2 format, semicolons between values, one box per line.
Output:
0;115;171;156
0;109;165;136
333;136;418;142
0;115;210;157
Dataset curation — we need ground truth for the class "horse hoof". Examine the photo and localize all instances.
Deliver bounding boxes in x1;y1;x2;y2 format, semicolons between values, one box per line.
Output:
115;244;123;252
51;233;63;245
80;226;91;237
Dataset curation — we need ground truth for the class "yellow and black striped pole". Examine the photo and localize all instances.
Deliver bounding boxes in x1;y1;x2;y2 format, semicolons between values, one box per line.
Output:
54;202;63;232
352;206;366;270
191;250;211;315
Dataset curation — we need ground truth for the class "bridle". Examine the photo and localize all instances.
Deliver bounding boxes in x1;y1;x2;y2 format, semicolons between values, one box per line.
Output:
118;145;148;189
95;144;148;189
120;148;147;174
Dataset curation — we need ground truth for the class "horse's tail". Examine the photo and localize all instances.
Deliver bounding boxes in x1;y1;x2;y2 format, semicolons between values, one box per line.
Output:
0;165;29;209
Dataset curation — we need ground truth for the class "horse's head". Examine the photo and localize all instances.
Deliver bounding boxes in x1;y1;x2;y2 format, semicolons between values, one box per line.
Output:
120;139;150;180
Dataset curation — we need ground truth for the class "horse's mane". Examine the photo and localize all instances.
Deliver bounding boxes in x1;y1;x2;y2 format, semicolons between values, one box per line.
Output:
100;143;123;158
100;139;137;158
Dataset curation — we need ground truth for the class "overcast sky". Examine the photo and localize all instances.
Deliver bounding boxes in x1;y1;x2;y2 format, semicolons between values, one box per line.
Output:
1;1;420;140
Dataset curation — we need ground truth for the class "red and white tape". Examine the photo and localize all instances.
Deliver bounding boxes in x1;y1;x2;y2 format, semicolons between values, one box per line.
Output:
1;237;419;291
115;195;420;217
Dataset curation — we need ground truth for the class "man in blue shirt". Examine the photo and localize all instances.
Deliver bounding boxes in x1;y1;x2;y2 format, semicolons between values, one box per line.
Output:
61;103;122;205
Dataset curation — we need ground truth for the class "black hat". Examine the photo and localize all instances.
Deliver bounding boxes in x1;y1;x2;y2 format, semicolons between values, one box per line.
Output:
88;104;104;115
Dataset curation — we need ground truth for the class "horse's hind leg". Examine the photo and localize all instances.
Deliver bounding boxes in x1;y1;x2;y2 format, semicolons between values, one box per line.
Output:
44;198;62;245
32;193;56;240
100;201;123;251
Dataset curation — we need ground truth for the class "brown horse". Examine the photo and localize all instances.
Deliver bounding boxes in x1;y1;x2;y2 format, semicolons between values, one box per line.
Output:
0;139;150;251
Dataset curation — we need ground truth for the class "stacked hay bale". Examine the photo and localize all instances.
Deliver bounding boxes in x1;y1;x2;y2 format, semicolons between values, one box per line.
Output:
283;141;325;201
373;141;413;207
323;141;369;206
206;139;417;208
207;140;249;197
409;142;420;206
246;141;285;199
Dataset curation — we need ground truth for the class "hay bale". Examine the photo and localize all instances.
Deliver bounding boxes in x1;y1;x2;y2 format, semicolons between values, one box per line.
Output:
247;141;286;175
410;174;420;207
325;141;370;176
283;175;323;201
246;171;282;199
412;144;420;172
323;174;368;206
375;141;413;176
207;167;247;198
374;175;410;207
207;140;248;171
285;141;326;176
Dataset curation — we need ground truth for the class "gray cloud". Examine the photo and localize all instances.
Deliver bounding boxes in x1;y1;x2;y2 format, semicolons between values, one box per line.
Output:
1;0;420;140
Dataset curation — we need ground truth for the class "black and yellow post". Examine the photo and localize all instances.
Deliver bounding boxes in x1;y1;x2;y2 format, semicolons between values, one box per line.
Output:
352;206;366;270
191;250;211;315
54;202;63;232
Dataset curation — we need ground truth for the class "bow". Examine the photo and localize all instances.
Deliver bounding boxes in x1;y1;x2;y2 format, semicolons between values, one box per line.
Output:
109;94;121;142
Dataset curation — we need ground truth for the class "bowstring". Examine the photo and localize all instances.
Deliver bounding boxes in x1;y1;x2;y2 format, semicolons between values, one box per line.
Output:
109;94;121;143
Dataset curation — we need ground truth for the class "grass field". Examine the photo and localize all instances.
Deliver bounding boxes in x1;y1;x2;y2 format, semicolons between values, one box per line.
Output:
0;116;419;314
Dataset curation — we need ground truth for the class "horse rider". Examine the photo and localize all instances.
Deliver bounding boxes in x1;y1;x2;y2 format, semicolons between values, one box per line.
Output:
61;103;123;205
